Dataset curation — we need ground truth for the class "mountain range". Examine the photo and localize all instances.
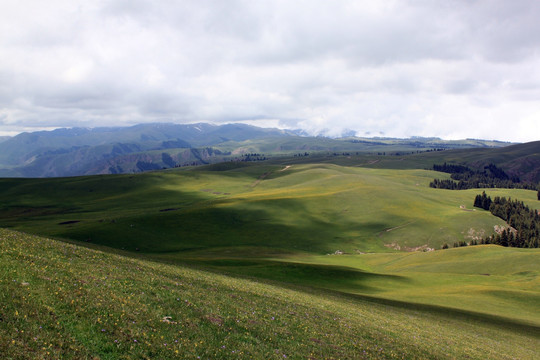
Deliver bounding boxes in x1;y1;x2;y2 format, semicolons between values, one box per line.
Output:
0;123;289;177
0;122;530;178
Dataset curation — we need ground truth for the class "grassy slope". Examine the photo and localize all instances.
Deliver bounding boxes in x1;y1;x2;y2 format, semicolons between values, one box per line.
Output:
2;163;533;254
0;162;538;323
360;141;540;182
1;229;538;359
283;141;539;183
270;246;540;325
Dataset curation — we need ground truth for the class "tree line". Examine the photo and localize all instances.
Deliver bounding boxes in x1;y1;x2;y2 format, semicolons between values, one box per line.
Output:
474;193;539;248
429;163;538;190
238;153;268;162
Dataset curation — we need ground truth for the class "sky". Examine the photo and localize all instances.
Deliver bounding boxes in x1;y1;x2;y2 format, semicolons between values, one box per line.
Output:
1;1;539;141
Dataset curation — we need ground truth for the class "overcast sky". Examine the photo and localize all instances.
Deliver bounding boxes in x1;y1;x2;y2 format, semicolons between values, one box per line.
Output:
1;1;539;141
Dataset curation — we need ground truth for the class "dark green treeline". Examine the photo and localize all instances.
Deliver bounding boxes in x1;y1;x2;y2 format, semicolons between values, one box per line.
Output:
473;193;539;248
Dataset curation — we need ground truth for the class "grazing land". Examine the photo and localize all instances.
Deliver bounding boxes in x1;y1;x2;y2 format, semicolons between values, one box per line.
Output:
1;143;539;358
3;163;536;254
1;229;538;359
1;162;539;316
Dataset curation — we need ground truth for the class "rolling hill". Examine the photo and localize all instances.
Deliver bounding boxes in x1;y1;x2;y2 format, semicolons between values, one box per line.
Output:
1;141;539;358
0;159;538;323
1;228;538;359
411;141;540;183
320;141;540;184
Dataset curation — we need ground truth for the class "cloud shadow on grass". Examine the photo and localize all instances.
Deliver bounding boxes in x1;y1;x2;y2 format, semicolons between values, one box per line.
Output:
195;259;409;294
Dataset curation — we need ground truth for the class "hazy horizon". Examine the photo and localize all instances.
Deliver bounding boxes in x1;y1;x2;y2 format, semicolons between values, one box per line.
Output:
0;120;524;143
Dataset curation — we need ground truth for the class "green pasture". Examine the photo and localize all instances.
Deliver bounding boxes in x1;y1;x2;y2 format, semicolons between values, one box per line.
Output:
1;162;530;254
0;161;539;332
269;246;540;325
1;229;538;359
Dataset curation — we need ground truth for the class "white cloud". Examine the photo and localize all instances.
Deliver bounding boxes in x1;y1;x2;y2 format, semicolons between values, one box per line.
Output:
0;0;539;141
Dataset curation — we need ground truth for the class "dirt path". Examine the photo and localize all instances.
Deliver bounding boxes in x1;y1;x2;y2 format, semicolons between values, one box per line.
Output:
384;243;434;252
377;221;416;237
251;172;272;188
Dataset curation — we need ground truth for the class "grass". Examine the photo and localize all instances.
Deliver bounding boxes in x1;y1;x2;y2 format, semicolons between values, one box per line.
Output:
166;245;539;326
270;246;540;325
1;228;539;359
289;141;539;184
0;162;538;324
2;163;532;254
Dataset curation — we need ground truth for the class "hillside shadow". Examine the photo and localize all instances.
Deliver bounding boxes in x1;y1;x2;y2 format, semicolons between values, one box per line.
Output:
339;292;540;337
0;170;393;256
182;256;539;337
154;253;539;336
197;259;409;294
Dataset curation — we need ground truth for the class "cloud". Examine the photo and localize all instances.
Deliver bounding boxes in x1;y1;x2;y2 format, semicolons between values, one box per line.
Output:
0;0;539;141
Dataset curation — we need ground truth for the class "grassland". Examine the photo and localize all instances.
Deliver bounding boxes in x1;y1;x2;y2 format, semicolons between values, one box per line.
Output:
1;228;538;359
270;246;540;325
1;158;539;358
3;163;534;254
274;140;540;184
0;162;538;323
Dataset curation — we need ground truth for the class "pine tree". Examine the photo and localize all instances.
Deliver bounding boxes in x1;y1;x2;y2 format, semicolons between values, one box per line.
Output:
482;192;492;210
474;194;482;208
500;230;508;247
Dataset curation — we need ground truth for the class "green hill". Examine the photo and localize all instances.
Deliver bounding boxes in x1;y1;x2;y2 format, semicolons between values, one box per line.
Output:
1;163;527;254
0;161;538;324
271;246;540;325
358;140;540;183
1;229;538;359
1;146;539;358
